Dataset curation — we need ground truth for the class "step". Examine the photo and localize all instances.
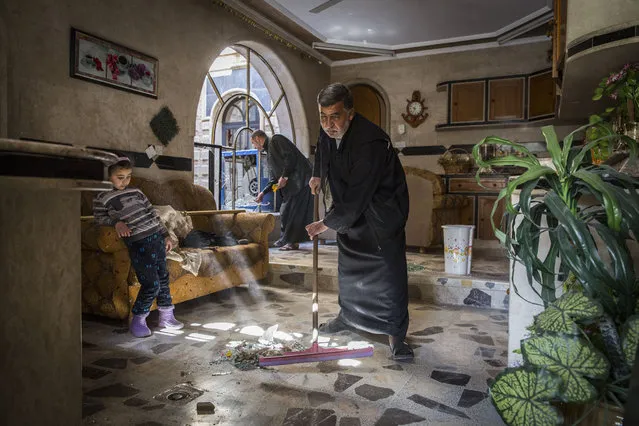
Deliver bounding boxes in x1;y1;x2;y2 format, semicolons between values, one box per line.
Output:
268;252;509;310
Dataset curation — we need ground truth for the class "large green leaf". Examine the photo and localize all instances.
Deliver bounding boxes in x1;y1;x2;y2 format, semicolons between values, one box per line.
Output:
623;315;639;367
522;334;610;403
573;169;622;231
534;292;603;334
473;135;537;169
541;126;564;176
544;193;611;282
554;227;618;316
490;367;563;426
504;166;557;215
591;224;636;317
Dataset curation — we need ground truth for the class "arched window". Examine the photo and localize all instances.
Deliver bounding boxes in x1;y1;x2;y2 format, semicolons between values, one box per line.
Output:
193;45;295;210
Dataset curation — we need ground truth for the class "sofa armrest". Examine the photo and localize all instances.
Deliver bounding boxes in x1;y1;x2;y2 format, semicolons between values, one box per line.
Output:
96;226;128;253
82;221;127;253
404;167;445;195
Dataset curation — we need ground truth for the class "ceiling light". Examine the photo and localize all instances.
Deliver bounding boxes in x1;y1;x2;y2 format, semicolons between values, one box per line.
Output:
312;42;395;56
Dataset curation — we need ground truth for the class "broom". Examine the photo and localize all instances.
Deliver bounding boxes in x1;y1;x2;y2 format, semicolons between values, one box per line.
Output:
258;192;374;367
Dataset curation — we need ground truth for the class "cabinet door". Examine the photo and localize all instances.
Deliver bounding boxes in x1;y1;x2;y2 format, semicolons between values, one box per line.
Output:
477;196;505;240
451;81;485;123
489;78;524;120
529;71;556;118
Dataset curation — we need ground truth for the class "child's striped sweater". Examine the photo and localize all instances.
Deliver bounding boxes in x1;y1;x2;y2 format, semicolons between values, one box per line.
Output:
93;187;168;243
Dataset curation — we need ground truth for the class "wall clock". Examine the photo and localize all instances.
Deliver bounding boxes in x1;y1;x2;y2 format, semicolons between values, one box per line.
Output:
401;90;429;128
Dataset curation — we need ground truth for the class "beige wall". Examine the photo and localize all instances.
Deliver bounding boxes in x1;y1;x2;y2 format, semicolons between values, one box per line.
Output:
1;0;329;181
331;42;576;173
0;4;7;138
566;0;639;47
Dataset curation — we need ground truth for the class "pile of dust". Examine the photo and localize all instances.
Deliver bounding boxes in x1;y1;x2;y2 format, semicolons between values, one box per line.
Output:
212;325;306;371
213;340;307;370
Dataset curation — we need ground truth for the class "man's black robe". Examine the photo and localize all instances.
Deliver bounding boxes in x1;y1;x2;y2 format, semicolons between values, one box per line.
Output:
262;135;313;245
313;113;410;339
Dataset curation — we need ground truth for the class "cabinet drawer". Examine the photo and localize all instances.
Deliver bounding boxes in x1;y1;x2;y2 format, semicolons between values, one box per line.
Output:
448;178;506;193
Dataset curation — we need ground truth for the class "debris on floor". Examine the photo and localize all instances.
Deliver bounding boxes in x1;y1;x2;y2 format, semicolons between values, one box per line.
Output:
211;324;308;370
213;340;307;370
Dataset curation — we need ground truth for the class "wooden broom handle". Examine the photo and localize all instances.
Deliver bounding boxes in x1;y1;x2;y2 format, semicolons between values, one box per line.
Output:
312;193;320;341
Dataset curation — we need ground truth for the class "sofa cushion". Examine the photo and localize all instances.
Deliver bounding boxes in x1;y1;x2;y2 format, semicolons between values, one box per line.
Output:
128;243;263;285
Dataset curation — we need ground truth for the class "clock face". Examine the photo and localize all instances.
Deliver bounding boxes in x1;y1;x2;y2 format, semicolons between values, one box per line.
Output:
408;101;423;116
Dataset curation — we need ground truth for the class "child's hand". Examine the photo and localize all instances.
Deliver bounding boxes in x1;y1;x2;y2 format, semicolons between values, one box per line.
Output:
165;238;173;252
115;221;131;238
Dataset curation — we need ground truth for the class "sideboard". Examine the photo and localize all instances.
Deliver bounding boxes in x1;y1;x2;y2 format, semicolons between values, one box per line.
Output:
441;174;510;240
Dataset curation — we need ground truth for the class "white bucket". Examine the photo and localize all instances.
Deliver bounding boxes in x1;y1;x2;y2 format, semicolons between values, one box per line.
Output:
442;225;475;275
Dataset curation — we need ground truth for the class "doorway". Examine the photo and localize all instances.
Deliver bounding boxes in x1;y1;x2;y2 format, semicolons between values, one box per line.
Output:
350;84;387;130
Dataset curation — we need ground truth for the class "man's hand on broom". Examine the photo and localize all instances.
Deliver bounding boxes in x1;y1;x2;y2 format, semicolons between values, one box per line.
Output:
306;220;328;239
309;177;321;195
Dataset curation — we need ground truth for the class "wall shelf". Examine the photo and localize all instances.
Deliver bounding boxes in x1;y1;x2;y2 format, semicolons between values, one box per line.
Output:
435;117;555;131
437;69;556;129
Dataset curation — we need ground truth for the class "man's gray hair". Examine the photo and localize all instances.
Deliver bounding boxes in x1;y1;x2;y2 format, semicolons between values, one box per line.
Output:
317;83;353;110
251;129;267;139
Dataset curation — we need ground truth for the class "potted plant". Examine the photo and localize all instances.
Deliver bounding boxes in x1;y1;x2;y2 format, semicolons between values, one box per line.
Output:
593;63;639;141
586;117;613;165
472;121;639;425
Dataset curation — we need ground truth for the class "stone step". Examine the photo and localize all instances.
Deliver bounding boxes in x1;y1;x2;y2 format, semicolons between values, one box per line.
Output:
268;261;509;311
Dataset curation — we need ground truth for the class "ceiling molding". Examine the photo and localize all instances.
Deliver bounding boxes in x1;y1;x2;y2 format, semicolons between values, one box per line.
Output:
221;1;553;68
221;0;332;65
312;42;395;56
330;35;550;67
324;6;552;51
494;6;552;39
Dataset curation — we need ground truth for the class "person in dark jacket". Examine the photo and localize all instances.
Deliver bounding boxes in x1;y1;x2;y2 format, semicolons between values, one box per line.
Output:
252;130;313;251
306;83;413;360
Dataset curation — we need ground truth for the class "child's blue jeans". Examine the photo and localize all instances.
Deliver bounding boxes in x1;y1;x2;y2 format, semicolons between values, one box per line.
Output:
126;232;172;315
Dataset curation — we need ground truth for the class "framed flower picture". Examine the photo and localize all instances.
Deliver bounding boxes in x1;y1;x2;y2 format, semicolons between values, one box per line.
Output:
70;28;158;98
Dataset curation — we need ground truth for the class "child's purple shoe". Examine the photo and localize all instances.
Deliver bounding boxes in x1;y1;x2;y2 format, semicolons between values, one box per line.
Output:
158;305;184;329
130;313;152;338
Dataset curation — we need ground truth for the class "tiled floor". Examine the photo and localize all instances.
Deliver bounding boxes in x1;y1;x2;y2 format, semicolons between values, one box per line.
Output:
82;283;508;425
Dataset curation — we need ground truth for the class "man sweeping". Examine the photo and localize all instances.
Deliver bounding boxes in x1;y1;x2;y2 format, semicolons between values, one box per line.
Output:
306;83;413;360
252;130;313;251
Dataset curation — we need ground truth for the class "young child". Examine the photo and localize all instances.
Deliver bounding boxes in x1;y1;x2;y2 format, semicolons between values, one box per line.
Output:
93;156;184;337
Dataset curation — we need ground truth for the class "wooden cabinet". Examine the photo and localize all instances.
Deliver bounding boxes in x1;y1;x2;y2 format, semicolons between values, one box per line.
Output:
529;71;556;118
437;69;556;129
477;196;506;240
443;175;509;240
448;177;506;193
451;81;485;123
489;78;524;120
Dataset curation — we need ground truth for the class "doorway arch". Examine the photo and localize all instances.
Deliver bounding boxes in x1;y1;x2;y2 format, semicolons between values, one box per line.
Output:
347;80;389;132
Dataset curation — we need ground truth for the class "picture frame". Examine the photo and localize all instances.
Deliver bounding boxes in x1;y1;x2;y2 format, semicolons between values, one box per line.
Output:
70;28;158;99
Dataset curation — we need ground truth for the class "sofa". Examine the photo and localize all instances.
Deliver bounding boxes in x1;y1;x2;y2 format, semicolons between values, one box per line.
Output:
404;167;472;250
80;177;275;320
